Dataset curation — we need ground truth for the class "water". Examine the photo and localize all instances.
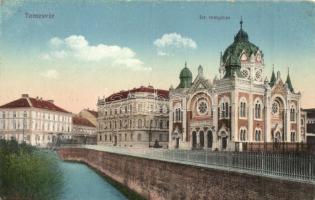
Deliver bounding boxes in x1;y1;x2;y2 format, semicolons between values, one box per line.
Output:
60;161;128;200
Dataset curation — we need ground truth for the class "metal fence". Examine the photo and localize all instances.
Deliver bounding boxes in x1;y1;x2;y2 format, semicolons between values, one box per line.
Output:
73;145;315;184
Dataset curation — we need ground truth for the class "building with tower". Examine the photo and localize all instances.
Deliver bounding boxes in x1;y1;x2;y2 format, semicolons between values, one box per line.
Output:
169;19;304;151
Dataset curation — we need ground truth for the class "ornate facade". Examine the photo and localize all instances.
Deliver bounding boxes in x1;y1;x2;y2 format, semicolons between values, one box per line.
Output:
97;86;169;148
169;20;304;151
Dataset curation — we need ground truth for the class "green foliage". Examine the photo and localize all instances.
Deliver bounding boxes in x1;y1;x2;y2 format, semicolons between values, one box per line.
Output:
0;139;64;200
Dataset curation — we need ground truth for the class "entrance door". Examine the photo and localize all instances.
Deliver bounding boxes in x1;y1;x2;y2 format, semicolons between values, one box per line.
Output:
192;131;197;149
275;131;281;142
114;135;117;146
175;138;179;149
200;131;204;148
207;131;213;148
222;137;227;150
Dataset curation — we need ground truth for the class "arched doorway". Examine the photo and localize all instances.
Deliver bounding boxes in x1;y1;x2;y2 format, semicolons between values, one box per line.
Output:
275;131;281;142
114;135;117;146
175;138;179;149
192;131;197;149
200;131;204;148
222;137;227;150
271;96;286;141
207;131;213;148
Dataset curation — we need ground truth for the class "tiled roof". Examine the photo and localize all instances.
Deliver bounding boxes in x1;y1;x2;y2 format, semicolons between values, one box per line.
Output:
105;86;169;102
0;96;70;114
86;109;98;117
0;98;31;108
72;116;96;127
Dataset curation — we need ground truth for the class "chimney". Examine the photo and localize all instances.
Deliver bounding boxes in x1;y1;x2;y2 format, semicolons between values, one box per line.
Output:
21;94;29;98
47;100;54;104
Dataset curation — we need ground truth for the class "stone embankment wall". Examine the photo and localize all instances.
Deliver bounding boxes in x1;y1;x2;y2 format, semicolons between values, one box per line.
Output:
58;148;315;200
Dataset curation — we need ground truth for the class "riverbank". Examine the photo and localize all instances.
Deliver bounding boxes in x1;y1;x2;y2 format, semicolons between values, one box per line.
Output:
61;160;145;200
58;147;315;200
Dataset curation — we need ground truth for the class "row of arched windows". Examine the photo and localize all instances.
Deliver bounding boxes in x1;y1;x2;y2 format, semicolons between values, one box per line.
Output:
239;99;263;119
239;128;262;141
102;103;169;116
101;119;168;130
99;133;142;142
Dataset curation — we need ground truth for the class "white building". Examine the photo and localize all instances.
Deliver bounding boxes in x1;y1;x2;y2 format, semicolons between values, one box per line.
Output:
0;94;72;147
97;86;169;148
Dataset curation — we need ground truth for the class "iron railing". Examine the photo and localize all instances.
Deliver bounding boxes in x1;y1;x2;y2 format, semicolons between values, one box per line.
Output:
66;145;315;184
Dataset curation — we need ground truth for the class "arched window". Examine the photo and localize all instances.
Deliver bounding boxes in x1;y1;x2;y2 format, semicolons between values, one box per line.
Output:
219;97;230;119
290;105;296;122
159;120;163;129
254;99;262;119
138;104;142;112
255;129;261;141
239;128;246;141
291;131;296;142
239;98;247;118
174;108;182;122
138;119;142;128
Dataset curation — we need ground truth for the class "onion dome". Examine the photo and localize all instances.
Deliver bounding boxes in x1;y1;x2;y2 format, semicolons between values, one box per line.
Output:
178;62;192;88
222;18;260;78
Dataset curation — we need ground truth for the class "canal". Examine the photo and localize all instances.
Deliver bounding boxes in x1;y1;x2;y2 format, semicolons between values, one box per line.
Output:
60;161;128;200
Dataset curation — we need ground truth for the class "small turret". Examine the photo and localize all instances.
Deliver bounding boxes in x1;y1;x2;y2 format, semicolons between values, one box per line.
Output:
198;65;203;77
285;67;294;93
270;66;276;87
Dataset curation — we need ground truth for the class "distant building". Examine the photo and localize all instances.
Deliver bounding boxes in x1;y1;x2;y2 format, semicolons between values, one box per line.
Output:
169;20;304;151
0;94;72;147
303;108;315;142
97;86;169;148
72;115;97;144
78;109;98;126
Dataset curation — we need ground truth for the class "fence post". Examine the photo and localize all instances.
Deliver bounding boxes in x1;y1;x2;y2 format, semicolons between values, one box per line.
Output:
308;155;313;180
206;149;208;165
261;151;264;174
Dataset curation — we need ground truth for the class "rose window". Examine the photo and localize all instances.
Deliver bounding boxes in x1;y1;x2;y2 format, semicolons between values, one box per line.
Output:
241;69;249;79
198;101;208;114
272;102;279;115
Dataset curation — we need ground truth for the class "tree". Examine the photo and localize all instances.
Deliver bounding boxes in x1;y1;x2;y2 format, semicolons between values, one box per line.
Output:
0;139;64;200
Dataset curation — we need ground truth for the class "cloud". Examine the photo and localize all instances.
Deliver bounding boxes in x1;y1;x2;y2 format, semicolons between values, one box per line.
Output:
41;35;149;71
154;33;197;56
41;69;59;79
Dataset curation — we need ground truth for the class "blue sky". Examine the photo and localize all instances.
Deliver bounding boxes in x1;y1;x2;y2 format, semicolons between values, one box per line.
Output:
1;1;315;112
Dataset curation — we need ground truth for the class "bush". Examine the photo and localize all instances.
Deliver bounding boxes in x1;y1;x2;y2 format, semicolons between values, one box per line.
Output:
0;139;64;200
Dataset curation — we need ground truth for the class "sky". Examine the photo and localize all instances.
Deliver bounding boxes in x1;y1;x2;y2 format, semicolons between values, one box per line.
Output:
0;1;315;113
